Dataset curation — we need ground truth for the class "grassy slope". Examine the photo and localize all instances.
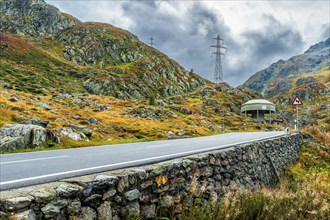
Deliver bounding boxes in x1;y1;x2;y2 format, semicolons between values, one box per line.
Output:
0;34;86;94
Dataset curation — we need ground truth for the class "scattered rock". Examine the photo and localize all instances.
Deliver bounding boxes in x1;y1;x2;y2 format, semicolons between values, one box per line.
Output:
60;128;84;141
8;96;19;102
34;102;51;110
70;124;92;137
88;118;97;124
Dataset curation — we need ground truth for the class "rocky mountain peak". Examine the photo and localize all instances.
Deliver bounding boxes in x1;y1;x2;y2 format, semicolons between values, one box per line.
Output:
305;37;330;53
16;0;46;9
0;0;80;37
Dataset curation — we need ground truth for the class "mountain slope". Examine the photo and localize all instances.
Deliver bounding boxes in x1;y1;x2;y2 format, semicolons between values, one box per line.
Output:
243;38;330;98
242;38;329;129
0;0;205;100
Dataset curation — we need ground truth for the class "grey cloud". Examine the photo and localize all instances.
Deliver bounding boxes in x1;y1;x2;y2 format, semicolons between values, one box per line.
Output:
122;1;230;82
46;0;308;87
321;24;330;40
242;14;303;61
121;2;304;86
227;14;304;85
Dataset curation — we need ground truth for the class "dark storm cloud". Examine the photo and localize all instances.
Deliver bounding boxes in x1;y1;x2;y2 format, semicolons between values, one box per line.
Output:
243;15;303;61
224;14;304;85
121;1;231;82
120;2;304;86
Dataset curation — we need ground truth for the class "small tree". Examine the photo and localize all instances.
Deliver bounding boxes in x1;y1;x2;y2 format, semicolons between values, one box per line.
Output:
149;95;156;106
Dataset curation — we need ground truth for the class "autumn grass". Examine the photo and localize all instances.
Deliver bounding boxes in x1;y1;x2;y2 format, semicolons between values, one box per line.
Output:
178;179;329;220
303;126;330;147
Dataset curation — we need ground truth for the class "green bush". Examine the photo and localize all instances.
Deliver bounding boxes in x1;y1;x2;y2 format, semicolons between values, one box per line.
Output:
149;95;156;106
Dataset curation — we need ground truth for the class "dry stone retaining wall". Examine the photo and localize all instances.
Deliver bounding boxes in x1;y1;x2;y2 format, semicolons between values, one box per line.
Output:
0;134;301;219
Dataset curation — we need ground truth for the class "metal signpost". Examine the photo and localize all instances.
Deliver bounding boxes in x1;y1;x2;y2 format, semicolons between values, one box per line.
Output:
292;96;303;131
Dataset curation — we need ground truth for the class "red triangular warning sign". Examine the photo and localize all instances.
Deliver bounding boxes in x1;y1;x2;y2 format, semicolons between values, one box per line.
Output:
292;96;303;106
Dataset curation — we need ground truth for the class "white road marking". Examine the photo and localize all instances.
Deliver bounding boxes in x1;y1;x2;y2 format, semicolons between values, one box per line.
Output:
0;132;284;186
0;156;69;165
145;144;170;148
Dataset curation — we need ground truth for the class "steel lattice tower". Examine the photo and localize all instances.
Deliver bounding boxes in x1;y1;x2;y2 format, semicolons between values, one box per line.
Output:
210;35;227;83
149;37;157;47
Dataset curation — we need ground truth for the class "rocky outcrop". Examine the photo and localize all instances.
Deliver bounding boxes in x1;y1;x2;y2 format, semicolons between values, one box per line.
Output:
242;38;330;98
0;0;80;37
0;134;301;219
0;124;47;152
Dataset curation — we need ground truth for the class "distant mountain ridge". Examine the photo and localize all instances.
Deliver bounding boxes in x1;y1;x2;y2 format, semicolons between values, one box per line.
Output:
242;38;330;98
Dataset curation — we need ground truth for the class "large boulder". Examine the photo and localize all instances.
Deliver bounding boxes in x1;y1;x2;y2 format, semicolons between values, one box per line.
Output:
0;124;47;152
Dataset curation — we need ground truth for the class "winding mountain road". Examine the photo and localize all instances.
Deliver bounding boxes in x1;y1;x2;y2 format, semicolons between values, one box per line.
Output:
0;131;284;191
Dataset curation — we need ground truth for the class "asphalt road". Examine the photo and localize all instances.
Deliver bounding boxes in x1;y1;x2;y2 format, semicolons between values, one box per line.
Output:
0;132;284;190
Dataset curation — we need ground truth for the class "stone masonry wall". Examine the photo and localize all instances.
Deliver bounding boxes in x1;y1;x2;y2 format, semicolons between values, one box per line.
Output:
0;134;301;219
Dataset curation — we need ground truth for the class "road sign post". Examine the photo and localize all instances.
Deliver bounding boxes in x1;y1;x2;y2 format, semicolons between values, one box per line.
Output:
292;96;303;132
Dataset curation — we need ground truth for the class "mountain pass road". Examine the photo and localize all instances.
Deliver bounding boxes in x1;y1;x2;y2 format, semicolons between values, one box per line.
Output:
0;132;284;190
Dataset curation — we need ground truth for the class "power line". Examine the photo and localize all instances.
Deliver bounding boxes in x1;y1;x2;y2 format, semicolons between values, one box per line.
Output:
210;34;227;84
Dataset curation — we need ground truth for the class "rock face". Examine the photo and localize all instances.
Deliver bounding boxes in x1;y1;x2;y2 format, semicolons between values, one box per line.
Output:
0;134;301;219
242;38;330;98
0;124;47;152
0;0;80;37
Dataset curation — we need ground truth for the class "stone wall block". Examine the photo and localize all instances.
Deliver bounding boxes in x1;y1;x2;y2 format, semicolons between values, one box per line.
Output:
56;183;84;198
98;201;112;220
117;175;129;193
2;196;33;212
79;206;97;220
124;189;140;202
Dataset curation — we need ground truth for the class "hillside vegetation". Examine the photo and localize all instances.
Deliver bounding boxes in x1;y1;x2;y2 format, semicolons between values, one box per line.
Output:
0;0;282;153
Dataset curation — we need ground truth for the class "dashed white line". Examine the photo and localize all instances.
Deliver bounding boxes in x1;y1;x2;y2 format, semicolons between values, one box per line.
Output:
0;155;69;165
145;144;170;149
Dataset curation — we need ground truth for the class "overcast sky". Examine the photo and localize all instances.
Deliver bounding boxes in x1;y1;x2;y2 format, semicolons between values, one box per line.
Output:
46;0;330;86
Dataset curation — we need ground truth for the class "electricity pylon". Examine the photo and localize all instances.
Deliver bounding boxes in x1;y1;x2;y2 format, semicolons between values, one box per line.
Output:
149;37;157;47
210;35;227;83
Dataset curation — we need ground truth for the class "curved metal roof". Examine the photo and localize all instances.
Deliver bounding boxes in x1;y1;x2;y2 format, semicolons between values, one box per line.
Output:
243;99;275;105
241;99;276;112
